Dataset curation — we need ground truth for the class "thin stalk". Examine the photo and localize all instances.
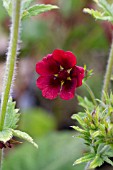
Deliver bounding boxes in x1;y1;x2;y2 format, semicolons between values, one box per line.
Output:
101;35;113;101
83;82;97;106
0;0;22;131
0;149;4;170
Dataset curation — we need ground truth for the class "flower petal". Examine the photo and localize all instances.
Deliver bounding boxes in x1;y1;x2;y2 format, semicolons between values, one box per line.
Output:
60;78;77;100
36;76;60;99
53;49;77;69
36;54;60;76
71;66;84;87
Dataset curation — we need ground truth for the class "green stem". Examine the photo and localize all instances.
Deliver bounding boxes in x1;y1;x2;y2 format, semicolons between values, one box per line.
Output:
0;149;4;170
0;0;22;131
83;82;97;106
101;36;113;101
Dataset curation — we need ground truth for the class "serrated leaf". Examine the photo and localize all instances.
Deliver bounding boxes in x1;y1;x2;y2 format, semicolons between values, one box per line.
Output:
0;129;12;143
4;97;20;129
2;0;12;16
22;4;59;19
12;130;38;148
104;157;113;166
83;8;113;22
90;155;103;169
83;0;113;22
73;153;95;165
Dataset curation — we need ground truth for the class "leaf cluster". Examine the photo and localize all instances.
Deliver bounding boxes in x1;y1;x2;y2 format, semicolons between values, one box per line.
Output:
0;97;38;148
72;93;113;169
2;0;58;20
83;0;113;22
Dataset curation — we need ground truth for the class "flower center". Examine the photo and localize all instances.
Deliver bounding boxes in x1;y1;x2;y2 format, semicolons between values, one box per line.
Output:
54;68;71;83
58;70;69;81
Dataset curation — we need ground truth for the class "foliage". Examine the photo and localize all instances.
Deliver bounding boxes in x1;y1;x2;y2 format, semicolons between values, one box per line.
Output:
84;0;113;22
0;97;38;148
3;132;86;170
2;0;58;20
22;4;58;19
4;97;20;129
72;93;113;169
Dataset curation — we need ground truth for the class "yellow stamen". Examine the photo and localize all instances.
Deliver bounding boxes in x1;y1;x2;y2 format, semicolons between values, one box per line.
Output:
54;74;58;77
60;65;64;70
67;77;71;80
61;80;64;86
67;68;72;74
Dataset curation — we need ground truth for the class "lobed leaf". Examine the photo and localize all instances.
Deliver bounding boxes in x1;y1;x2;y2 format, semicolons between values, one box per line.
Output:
12;129;38;148
4;97;20;129
0;129;12;143
90;155;104;169
83;0;113;22
22;4;59;19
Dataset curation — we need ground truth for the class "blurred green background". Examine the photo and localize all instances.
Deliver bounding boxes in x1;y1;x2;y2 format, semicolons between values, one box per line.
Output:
0;0;112;170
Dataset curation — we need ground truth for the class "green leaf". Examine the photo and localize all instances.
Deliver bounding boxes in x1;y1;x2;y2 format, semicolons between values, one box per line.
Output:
104;150;113;157
71;114;85;128
4;97;20;129
91;131;100;138
22;0;34;9
22;4;59;19
98;0;112;16
77;95;94;112
12;129;38;148
98;145;110;155
73;153;95;165
2;0;12;16
83;8;113;22
90;155;103;169
71;126;85;133
104;157;113;166
0;129;12;143
83;0;113;22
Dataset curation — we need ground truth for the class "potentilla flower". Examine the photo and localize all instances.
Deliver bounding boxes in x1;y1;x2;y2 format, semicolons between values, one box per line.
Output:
36;49;84;100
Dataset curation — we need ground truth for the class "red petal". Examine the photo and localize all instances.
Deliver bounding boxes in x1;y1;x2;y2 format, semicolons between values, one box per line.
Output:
71;66;84;87
53;49;77;69
36;76;60;99
36;54;60;76
60;78;77;100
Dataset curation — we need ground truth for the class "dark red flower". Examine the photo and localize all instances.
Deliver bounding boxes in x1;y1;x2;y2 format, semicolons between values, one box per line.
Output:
36;49;84;100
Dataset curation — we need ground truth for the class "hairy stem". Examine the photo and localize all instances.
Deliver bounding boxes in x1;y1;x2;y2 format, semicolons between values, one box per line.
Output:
101;35;113;101
0;0;22;131
83;82;97;106
0;149;4;170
